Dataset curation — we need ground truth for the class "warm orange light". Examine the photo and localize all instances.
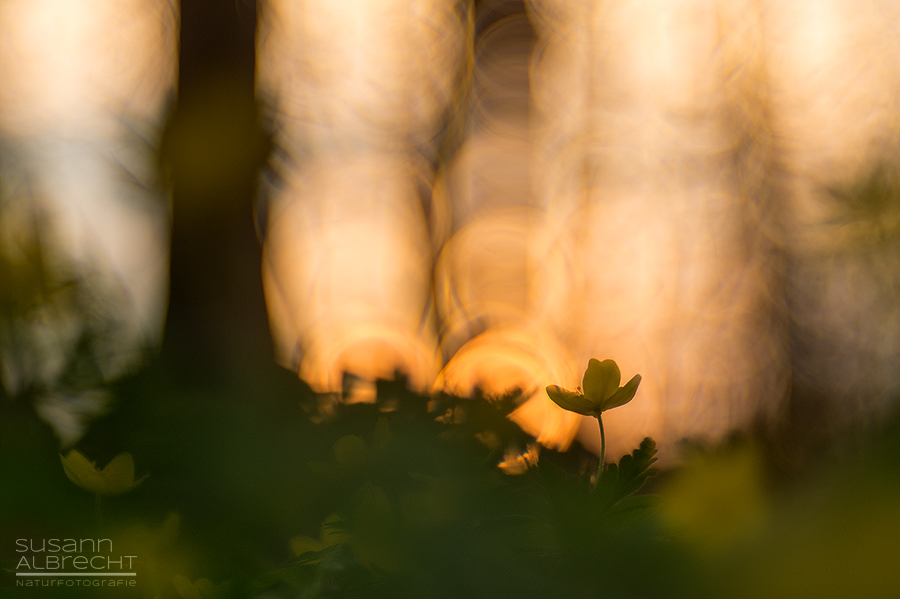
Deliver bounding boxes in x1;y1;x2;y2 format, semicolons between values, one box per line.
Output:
257;0;471;395
2;0;896;458
258;0;899;464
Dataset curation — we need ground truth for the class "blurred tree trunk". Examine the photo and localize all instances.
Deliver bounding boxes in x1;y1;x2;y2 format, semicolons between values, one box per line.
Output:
161;0;273;381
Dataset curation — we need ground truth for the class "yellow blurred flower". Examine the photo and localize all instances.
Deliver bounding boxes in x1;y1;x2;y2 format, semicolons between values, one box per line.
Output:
60;450;148;495
660;443;768;552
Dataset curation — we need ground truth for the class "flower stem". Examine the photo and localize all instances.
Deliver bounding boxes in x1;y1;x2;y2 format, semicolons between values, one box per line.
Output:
94;493;103;527
597;414;606;482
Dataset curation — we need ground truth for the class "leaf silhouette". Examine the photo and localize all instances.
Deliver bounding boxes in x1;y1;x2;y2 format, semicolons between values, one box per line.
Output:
592;437;658;514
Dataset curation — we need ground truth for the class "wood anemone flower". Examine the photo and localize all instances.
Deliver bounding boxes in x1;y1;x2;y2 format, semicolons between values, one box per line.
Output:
60;450;148;495
546;358;641;418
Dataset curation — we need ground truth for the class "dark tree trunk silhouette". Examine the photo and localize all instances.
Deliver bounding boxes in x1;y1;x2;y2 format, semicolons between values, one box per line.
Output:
161;0;274;381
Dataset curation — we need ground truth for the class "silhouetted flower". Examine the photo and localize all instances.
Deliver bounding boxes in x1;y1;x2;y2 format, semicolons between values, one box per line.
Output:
546;358;641;417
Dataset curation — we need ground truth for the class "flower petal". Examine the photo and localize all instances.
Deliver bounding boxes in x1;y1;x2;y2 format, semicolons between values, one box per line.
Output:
601;374;642;412
583;359;621;404
546;385;597;416
60;450;107;494
101;452;144;494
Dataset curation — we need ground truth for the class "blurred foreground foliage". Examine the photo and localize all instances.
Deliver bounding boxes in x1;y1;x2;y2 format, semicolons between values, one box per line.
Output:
1;361;898;599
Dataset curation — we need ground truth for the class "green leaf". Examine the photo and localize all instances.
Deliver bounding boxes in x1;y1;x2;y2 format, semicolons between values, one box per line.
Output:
583;359;621;404
320;514;349;547
604;494;661;527
592;437;658;514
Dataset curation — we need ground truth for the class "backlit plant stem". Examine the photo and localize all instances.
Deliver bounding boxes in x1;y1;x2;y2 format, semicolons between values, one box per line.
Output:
597;415;606;482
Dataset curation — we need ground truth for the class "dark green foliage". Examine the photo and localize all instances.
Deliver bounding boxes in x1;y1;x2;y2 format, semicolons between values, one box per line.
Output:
2;364;898;599
593;437;659;516
232;385;666;599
